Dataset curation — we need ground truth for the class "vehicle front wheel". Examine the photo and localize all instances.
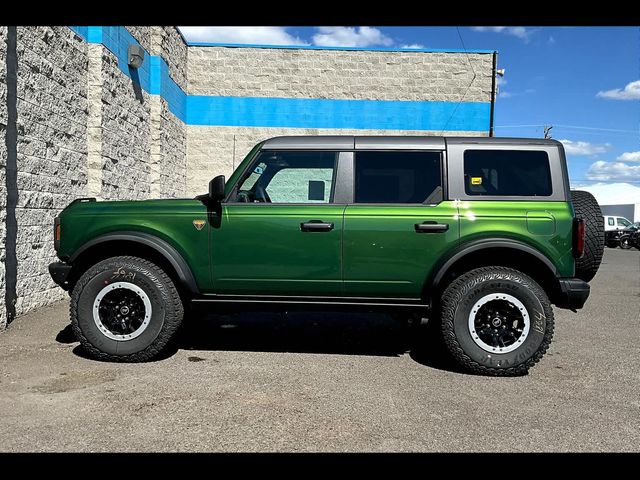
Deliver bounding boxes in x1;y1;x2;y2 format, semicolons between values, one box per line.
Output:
70;256;184;362
440;267;554;376
619;235;632;249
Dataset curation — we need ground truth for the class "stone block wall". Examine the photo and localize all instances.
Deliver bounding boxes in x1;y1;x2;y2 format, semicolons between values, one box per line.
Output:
13;27;89;317
157;27;188;91
160;98;187;197
0;26;188;328
187;47;492;102
1;27;7;328
99;46;152;200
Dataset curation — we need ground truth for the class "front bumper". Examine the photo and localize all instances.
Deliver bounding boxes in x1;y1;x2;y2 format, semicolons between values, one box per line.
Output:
49;262;72;291
556;278;590;310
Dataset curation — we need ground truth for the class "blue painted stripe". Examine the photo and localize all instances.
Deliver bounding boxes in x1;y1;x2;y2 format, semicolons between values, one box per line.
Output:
160;60;187;120
149;56;161;95
87;26;103;43
187;96;490;132
69;26;88;41
186;41;496;55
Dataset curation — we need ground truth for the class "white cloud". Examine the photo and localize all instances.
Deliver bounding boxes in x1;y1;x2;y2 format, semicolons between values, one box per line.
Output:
178;27;307;46
472;26;533;41
559;139;611;156
312;27;393;47
498;91;513;98
617;151;640;162
497;77;507;86
548;36;556;44
586;161;640;182
596;80;640;100
401;43;425;49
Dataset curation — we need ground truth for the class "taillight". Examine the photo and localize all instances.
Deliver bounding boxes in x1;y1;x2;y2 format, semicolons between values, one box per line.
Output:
573;218;585;258
54;217;61;251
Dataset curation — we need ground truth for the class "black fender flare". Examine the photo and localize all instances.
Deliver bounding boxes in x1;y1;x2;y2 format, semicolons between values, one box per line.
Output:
428;238;559;292
69;231;199;294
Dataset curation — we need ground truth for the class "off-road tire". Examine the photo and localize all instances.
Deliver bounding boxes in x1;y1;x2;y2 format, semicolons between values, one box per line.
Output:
70;256;184;362
571;190;604;282
440;266;554;376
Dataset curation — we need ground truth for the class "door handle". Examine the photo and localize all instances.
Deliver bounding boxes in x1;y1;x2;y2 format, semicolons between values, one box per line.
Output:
301;221;334;232
415;222;449;233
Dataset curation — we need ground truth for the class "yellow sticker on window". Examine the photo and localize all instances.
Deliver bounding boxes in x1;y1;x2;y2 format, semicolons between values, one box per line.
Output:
471;177;483;185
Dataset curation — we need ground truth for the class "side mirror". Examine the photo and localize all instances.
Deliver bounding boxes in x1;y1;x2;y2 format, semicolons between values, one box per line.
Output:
209;175;226;201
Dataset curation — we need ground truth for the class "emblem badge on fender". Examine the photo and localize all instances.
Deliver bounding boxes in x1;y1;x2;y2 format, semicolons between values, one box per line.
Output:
193;219;206;231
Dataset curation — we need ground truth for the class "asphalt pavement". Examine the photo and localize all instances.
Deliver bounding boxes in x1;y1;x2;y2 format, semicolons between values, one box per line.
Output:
1;248;638;452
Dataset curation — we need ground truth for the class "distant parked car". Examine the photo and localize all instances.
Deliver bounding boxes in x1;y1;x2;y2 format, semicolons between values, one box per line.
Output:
604;215;633;232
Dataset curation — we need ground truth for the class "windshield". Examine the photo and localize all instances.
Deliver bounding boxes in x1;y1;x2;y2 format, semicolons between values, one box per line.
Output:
618;218;631;227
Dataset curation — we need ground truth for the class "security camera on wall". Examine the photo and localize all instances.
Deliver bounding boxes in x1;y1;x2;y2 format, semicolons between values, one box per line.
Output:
127;44;145;69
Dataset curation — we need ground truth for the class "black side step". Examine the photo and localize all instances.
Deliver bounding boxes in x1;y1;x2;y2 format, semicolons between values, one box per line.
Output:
191;295;429;312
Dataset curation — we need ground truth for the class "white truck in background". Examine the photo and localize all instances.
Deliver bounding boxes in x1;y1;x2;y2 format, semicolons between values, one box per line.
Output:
604;215;633;232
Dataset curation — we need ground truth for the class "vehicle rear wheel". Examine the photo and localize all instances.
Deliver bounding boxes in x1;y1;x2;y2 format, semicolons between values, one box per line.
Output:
571;190;604;282
70;256;184;362
440;266;554;376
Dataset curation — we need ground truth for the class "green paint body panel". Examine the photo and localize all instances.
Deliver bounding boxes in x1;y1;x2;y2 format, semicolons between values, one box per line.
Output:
457;200;575;278
343;202;460;297
212;204;345;295
57;199;212;291
57;198;576;297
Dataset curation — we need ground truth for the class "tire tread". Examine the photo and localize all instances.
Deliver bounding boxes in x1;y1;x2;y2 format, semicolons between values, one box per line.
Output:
571;190;604;282
70;255;184;362
441;266;555;377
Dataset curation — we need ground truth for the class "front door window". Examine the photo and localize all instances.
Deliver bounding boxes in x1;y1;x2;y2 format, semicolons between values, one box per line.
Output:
232;151;336;204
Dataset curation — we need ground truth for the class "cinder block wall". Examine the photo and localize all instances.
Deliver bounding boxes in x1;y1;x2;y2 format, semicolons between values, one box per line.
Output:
0;26;187;328
185;46;494;194
1;27;8;329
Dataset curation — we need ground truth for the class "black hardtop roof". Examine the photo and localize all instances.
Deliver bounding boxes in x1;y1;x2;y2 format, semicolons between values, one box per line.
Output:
261;135;562;150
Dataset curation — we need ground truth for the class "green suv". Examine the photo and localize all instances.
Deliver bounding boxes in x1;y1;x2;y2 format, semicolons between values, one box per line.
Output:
49;136;604;376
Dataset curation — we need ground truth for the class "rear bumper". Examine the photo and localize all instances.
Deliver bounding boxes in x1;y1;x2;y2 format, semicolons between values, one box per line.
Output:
555;278;590;310
49;262;72;291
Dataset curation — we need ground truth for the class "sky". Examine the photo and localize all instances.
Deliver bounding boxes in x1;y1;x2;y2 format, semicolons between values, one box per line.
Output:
179;26;640;188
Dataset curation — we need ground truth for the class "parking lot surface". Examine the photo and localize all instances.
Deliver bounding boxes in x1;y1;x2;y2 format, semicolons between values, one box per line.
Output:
1;248;638;452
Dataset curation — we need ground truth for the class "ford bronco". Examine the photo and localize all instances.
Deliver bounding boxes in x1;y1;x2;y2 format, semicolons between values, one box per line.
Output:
49;136;604;376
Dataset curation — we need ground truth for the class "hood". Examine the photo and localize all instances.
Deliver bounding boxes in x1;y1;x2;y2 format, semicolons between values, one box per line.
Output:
60;197;205;216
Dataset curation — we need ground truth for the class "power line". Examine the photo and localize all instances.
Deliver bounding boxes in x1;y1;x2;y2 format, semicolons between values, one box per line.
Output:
440;27;477;135
496;124;638;134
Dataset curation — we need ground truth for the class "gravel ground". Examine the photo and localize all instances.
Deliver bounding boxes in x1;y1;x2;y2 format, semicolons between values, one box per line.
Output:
0;248;638;452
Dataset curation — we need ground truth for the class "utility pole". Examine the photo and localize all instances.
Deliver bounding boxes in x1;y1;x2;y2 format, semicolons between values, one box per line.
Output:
543;125;553;139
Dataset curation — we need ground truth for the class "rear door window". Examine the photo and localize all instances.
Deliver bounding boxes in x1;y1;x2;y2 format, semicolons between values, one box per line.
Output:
354;151;443;204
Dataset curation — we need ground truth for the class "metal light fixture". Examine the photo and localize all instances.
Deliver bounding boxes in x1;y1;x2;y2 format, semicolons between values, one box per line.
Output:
127;44;145;69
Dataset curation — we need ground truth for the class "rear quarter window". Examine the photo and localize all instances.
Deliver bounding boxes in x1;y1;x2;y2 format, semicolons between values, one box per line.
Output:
464;150;552;197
